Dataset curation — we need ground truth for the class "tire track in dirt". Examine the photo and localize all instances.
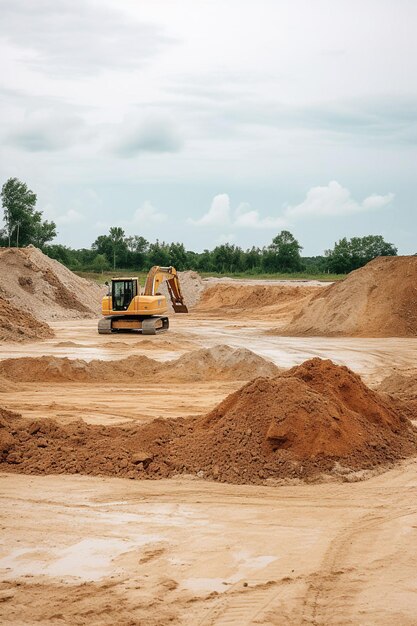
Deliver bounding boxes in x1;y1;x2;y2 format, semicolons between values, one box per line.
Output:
197;578;295;626
299;504;417;625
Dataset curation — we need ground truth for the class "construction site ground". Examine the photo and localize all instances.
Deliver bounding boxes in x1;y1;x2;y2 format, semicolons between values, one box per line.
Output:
1;264;417;625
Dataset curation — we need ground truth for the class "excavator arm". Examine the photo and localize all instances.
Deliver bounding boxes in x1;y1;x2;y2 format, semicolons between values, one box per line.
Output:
143;266;188;313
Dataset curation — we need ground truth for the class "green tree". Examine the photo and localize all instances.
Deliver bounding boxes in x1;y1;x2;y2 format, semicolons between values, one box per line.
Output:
169;242;188;270
148;240;171;266
262;230;303;272
1;177;57;247
32;220;57;248
109;226;126;270
91;253;110;273
325;235;397;273
125;235;149;269
93;227;127;269
212;244;244;273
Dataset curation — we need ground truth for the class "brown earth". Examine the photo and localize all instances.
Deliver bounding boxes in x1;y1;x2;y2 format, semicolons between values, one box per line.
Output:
0;246;103;325
378;369;417;422
0;295;54;343
282;256;417;337
1;359;415;485
0;345;279;384
194;283;322;320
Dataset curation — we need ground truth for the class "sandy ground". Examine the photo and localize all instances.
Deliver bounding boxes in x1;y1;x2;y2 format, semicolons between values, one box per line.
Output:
1;308;417;624
1;466;416;626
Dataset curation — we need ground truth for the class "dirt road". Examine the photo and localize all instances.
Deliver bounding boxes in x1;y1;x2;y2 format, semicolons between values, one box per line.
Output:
1;464;416;626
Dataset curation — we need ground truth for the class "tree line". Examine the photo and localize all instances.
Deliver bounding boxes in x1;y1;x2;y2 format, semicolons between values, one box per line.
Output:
1;177;401;275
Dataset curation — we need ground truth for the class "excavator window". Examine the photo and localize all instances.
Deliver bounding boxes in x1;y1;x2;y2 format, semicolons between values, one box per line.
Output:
112;280;137;311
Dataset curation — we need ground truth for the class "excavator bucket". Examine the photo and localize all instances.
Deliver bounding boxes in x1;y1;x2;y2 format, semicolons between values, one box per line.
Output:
172;302;188;313
166;279;188;313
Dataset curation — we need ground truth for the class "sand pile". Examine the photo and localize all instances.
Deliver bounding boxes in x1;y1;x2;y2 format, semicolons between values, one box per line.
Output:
378;370;417;422
0;246;103;324
1;359;415;484
0;295;54;343
167;358;417;482
283;256;417;337
194;283;321;319
158;270;205;312
0;345;279;383
166;345;280;381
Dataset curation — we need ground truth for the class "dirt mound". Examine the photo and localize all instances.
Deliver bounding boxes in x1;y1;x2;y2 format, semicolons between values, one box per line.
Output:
194;283;321;320
0;345;278;383
167;358;416;482
378;370;417;400
0;354;159;383
283;256;417;337
159;270;205;312
378;370;417;422
0;295;53;343
165;345;280;381
1;359;415;484
0;246;103;323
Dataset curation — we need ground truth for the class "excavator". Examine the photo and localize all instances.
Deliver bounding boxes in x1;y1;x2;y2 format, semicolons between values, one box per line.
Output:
98;266;188;335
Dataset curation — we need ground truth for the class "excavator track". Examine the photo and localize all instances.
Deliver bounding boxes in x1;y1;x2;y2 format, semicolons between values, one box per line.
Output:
97;317;112;334
97;316;169;335
142;316;169;335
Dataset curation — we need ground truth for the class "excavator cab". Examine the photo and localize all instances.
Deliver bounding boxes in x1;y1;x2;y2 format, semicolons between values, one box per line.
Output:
111;279;137;311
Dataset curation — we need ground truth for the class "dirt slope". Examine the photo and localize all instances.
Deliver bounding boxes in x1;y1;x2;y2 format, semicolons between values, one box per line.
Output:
1;359;415;484
0;345;279;383
194;283;322;320
0;246;103;323
0;295;54;343
283;256;417;337
378;370;417;422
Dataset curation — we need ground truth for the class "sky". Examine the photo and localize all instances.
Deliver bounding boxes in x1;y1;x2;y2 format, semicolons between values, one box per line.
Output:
0;0;416;255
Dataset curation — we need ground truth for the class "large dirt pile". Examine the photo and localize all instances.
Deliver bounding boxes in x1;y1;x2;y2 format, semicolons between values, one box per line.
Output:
283;256;417;337
0;345;279;383
1;359;415;484
0;295;54;343
167;358;417;482
0;246;103;323
194;283;322;319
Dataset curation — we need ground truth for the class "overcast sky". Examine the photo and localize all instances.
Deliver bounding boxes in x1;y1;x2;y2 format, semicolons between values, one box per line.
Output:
0;0;416;254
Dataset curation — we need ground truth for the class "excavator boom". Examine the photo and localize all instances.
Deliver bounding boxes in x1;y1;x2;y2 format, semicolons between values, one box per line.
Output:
143;266;188;313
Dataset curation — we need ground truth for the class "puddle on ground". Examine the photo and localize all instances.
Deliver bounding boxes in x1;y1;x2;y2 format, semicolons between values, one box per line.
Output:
0;535;163;582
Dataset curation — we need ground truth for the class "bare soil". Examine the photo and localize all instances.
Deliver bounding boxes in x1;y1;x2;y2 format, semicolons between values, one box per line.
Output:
0;247;103;331
1;256;417;624
282;256;417;337
0;294;54;343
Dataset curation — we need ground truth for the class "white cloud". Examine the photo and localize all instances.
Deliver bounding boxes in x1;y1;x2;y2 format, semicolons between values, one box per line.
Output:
43;204;84;224
6;111;85;152
0;0;173;76
56;209;84;224
234;202;287;229
190;194;287;229
189;193;231;226
285;181;394;218
132;201;166;224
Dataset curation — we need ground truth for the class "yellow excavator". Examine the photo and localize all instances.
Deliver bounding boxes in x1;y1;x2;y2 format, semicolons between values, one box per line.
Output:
98;266;188;335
